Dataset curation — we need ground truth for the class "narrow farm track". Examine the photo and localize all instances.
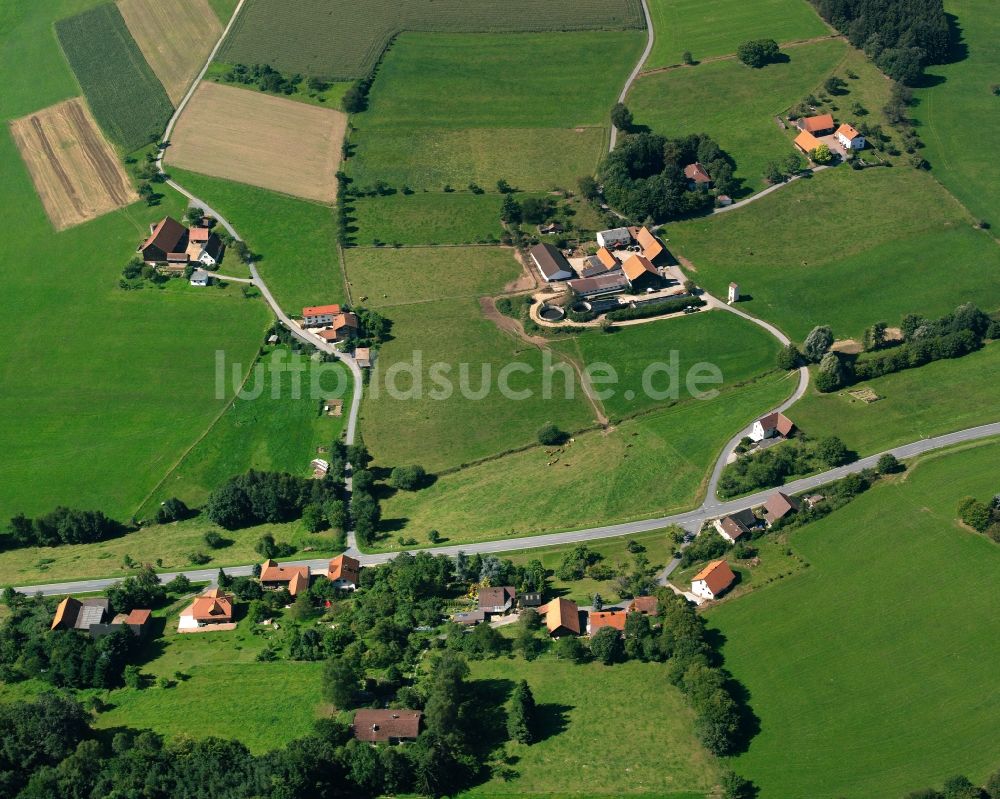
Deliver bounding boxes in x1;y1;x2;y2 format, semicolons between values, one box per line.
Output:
153;0;363;545
18;424;1000;595
609;0;654;151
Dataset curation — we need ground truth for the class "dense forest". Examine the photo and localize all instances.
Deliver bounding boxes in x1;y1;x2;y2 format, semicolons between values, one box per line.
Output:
809;0;951;83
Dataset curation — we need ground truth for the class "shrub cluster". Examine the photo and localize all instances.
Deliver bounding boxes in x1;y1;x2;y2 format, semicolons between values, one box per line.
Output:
718;436;854;497
2;507;124;551
605;296;705;322
221;63;302;95
204;470;342;530
958;494;1000;542
814;304;992;393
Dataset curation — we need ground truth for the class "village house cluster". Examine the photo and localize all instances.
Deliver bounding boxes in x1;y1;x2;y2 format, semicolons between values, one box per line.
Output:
138;215;225;286
454;584;660;639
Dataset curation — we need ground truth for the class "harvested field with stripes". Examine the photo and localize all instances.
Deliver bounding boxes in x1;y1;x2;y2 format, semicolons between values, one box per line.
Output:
118;0;223;104
10;98;138;230
166;81;346;203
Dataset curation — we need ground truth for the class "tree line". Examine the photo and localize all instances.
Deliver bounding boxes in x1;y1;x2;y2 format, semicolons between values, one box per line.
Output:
808;0;951;84
783;304;997;393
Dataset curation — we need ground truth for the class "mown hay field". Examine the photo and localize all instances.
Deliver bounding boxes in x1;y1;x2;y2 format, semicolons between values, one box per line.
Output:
217;0;644;79
645;0;829;67
348;31;644;192
117;0;222;104
166;81;346;204
55;3;173;151
667;167;1000;342
629;38;847;195
709;441;1000;797
10;97;137;230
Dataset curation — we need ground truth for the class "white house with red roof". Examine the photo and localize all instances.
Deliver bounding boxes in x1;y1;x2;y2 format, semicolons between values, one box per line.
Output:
302;304;342;326
835;123;866;150
691;560;736;600
751;412;795;442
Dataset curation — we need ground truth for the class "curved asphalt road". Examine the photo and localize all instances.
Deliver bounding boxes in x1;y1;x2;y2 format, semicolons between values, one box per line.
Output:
17;423;1000;595
12;3;998;596
609;0;654;152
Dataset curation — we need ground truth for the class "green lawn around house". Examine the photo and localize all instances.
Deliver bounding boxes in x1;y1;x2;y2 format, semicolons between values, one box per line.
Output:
459;655;721;798
666;167;1000;342
708;440;1000;797
913;0;1000;227
136;346;353;517
372;371;796;549
789;340;1000;456
670;531;807;600
215;0;644;80
348;192;504;247
353;261;595;473
628;39;846;195
1;513;344;588
91;602;324;753
552;309;783;420
645;0;829;68
498;529;678;605
166;168;345;314
347;31;644;192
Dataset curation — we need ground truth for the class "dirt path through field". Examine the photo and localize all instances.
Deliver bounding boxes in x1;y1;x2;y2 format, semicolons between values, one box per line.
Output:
479;296;609;427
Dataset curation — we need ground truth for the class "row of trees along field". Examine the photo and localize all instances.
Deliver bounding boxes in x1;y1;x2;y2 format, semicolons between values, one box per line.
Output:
783;304;998;393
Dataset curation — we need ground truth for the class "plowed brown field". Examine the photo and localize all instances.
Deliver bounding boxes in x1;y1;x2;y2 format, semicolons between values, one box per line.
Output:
165;81;346;203
10;98;138;231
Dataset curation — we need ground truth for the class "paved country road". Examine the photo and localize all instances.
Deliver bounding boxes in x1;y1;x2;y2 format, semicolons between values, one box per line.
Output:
17;422;1000;595
609;0;654;152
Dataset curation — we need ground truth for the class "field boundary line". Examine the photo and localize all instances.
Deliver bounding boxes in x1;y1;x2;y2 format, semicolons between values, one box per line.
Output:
636;33;844;77
130;342;266;520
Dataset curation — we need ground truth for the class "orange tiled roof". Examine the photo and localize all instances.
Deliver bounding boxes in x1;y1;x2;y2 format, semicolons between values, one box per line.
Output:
692;560;736;595
328;554;360;584
596;247;618;268
637;227;664;261
540;597;581;635
794;130;823;153
303;304;341;317
799;113;834;133
621;254;657;281
836;122;861;140
589;610;627;632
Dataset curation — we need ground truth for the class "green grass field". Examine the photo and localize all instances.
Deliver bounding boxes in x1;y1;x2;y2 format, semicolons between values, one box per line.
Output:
913;0;1000;227
347;31;644;192
92;600;325;753
552;310;782;420
55;3;173;151
645;0;829;68
168;168;345;313
460;655;720;798
217;0;644;79
709;441;1000;797
0;512;343;587
207;0;240;23
667;167;1000;341
0;1;271;522
349;192;503;246
348;246;595;473
374;371;795;549
499;529;677;605
136;346;352;517
789;340;1000;456
629;39;846;194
